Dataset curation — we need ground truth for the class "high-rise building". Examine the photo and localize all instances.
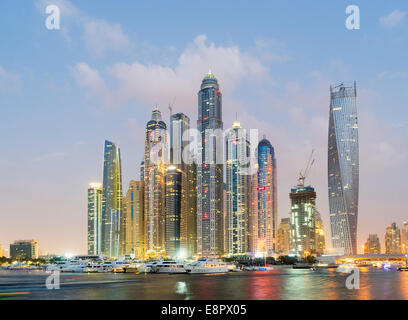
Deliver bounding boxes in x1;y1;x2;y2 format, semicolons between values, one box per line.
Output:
315;211;326;256
121;180;145;258
165;166;187;258
225;120;251;255
364;234;381;254
255;137;278;256
144;108;168;258
328;82;359;255
385;222;401;254
277;218;291;256
170;113;190;167
186;161;197;257
10;240;38;260
140;160;145;181
197;71;224;256
290;185;317;257
101;140;123;258
87;182;102;255
248;171;259;253
401;221;408;255
0;244;4;258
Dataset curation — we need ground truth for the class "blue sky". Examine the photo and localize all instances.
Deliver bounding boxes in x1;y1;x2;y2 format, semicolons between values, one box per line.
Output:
0;0;407;255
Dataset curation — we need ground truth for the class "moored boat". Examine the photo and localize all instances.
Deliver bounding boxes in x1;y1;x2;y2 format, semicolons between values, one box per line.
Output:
185;258;228;274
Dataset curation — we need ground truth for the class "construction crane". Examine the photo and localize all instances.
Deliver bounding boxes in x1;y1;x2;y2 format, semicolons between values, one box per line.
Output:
298;149;315;187
168;96;176;118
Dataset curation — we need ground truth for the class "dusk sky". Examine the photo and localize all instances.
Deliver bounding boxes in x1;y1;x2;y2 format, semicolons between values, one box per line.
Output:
1;0;407;256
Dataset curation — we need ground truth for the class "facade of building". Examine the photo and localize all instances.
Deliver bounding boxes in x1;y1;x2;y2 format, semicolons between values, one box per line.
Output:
364;234;381;254
225;120;251;255
315;211;326;256
144;108;168;258
328;82;359;255
0;244;3;258
87;182;102;255
254;137;278;256
165;166;187;257
385;222;401;254
121;180;145;258
186;162;197;257
10;240;38;260
170;113;190;167
402;221;408;255
197;71;224;256
101;140;123;258
277;218;292;256
290;186;317;256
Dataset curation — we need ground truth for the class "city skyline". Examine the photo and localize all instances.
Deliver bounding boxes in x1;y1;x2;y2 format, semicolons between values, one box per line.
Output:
1;1;407;255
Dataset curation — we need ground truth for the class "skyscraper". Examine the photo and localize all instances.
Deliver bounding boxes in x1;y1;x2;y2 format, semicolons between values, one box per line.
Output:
315;211;326;256
385;222;401;254
277;218;292;256
186;161;197;257
364;234;381;254
225;120;251;255
328;82;359;255
121;180;145;258
87;182;102;255
197;71;224;256
144;108;168;258
290;185;317;257
255;137;277;256
165;166;187;258
402;221;408;255
101;140;123;258
170;113;190;168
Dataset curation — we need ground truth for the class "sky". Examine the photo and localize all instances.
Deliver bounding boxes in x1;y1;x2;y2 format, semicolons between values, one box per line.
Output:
0;0;407;256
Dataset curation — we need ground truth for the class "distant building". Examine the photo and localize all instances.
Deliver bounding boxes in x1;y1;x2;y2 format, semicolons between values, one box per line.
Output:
385;223;401;254
277;218;291;256
121;180;145;258
10;240;38;260
401;221;408;255
185;161;197;257
328;82;359;255
315;212;326;256
0;244;3;258
87;182;102;255
101;140;123;258
364;234;381;254
290;185;317;257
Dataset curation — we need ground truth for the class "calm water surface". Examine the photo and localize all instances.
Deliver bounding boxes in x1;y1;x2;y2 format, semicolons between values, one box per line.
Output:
1;267;407;300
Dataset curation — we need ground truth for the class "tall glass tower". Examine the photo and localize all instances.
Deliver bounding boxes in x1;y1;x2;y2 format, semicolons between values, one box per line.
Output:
101;140;123;258
170;113;190;168
144;108;168;257
256;137;277;255
328;82;359;255
197;71;224;256
225;120;251;254
87;182;102;255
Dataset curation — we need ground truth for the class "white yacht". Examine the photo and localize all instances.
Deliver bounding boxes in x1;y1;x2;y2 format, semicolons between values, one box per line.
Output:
185;258;229;274
154;261;186;274
138;260;162;273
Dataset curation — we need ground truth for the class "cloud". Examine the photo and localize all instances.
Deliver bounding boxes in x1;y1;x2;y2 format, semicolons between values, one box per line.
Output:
33;152;66;162
379;10;406;28
72;34;269;111
377;71;408;80
0;67;20;93
35;0;130;57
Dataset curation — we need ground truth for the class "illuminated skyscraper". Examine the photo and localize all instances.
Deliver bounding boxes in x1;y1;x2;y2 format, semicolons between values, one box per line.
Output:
277;218;291;256
290;185;317;257
186;161;197;257
255;137;277;255
315;211;325;256
197;71;224;256
87;182;102;255
364;234;381;254
165;166;187;258
0;244;3;258
144;108;168;257
328;82;359;255
121;180;145;258
402;221;408;255
225;120;251;254
385;222;401;254
101;140;123;258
